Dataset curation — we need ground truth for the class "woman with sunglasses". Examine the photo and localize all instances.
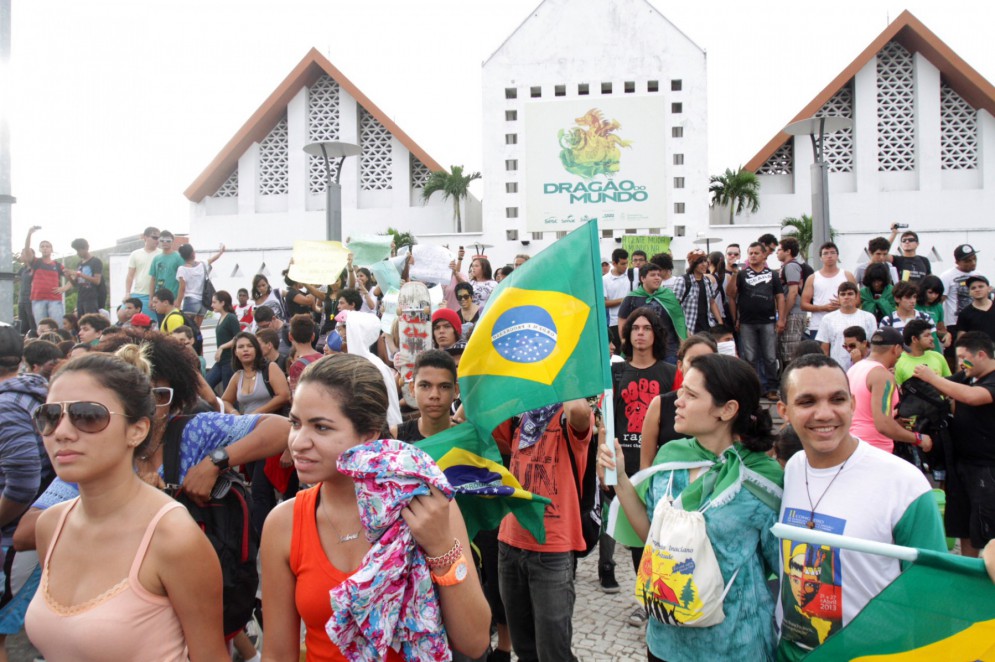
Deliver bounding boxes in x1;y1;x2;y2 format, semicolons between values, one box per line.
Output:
260;353;490;661
222;332;290;416
454;282;479;340
454;257;497;307
24;352;229;661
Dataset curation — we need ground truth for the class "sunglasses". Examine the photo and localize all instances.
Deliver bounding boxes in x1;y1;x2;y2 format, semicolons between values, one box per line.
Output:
34;401;127;436
159;238;173;244
901;238;917;243
149;235;160;241
457;294;471;301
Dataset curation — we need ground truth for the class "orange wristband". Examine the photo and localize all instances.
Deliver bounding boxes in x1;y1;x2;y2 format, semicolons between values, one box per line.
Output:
430;554;468;586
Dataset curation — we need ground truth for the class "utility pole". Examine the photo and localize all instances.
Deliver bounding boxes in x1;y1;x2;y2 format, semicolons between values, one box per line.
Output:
0;0;14;324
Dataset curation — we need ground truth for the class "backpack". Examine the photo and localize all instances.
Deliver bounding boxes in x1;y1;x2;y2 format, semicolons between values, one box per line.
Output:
627;267;638;292
782;259;815;293
896;376;950;474
260;360;291;416
200;264;217;309
162;416;258;640
165;309;204;355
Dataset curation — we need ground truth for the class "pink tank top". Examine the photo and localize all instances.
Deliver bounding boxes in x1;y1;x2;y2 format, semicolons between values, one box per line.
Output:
847;358;899;453
25;499;189;662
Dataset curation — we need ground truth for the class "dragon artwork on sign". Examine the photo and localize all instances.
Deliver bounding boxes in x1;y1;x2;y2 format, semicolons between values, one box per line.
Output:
557;108;632;180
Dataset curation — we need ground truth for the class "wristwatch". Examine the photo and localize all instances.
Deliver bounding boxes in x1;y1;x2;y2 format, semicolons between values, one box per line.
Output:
209;448;230;471
430;555;469;587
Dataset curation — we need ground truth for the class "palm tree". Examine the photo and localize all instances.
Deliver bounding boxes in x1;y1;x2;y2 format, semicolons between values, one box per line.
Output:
709;167;760;225
421;165;481;233
382;227;417;252
781;214;837;261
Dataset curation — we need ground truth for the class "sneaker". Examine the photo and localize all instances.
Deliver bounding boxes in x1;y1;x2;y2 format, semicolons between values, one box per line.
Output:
765;390;780;402
598;564;620;594
627;606;648;627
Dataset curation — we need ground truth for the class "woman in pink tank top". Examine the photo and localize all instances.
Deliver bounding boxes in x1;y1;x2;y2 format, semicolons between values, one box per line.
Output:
24;353;228;661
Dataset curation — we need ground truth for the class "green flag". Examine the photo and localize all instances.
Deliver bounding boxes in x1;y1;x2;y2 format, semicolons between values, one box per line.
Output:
415;423;551;541
457;221;610;435
804;547;995;660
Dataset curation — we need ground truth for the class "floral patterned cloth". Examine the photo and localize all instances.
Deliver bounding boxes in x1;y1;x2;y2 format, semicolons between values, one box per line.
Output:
328;439;455;661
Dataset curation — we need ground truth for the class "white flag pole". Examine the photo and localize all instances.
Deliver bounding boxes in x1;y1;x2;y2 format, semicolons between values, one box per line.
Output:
602;385;617;486
770;523;919;563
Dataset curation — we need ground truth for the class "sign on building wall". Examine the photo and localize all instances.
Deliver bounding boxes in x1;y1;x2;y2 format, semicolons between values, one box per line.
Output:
525;97;668;233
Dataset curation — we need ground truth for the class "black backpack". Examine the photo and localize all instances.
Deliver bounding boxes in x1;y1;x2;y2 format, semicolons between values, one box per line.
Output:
897;377;950;474
165;309;204;355
162;416;259;640
782;259;815;293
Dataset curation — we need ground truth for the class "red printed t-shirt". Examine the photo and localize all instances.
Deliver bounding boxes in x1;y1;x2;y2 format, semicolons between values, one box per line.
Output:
29;258;64;301
498;409;594;553
289;353;324;395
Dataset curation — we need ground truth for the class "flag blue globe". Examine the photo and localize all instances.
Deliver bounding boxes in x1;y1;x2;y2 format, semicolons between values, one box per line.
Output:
491;306;558;363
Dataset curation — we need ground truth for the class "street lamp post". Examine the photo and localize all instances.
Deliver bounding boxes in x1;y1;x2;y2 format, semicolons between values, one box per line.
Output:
784;116;853;269
303;141;360;242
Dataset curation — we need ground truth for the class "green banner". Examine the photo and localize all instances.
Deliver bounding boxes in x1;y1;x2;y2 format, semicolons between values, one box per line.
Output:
621;235;671;257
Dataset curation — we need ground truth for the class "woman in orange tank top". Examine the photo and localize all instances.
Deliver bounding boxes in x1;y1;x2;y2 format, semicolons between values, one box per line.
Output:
260;353;491;661
24;353;228;661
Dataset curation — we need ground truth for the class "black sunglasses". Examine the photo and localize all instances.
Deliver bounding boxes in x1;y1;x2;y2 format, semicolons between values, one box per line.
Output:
34;401;127;436
457;294;472;301
149;235;160;241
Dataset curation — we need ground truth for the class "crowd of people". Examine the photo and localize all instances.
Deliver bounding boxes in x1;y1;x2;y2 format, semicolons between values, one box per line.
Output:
0;220;990;661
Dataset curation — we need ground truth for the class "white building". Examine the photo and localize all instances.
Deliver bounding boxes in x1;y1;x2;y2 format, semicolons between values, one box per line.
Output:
724;11;995;272
145;49;482;302
480;0;709;265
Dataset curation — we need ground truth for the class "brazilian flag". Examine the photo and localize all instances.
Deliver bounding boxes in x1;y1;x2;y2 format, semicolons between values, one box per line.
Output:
415;423;551;541
458;221;611;435
806;548;995;660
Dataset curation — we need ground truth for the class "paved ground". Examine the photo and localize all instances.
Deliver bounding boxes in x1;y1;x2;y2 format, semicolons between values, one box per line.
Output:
569;546;647;661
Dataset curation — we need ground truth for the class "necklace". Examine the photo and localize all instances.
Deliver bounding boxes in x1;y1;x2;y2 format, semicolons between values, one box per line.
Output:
803;456;850;529
319;494;361;543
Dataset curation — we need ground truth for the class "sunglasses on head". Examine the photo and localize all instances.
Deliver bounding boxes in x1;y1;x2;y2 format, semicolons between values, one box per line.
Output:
34;401;126;436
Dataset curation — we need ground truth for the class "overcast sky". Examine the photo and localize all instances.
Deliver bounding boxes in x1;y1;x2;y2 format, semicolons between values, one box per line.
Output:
8;0;995;252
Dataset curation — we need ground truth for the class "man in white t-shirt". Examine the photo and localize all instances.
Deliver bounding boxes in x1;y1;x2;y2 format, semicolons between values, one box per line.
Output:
801;242;856;339
939;243;982;334
775;354;946;661
123;226;161;315
815;282;877;370
604;248;632;353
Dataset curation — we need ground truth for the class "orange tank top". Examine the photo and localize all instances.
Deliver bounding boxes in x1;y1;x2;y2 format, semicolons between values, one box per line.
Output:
291;485;403;662
24;499;189;662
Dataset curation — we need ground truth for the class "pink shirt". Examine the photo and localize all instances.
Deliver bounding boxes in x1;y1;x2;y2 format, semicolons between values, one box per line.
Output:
847;358;900;453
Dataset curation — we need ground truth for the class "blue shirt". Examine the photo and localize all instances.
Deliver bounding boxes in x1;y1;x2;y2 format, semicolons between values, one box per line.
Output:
644;468;780;662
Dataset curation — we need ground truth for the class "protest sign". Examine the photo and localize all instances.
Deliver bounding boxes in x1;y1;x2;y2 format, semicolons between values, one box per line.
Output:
287;240;350;285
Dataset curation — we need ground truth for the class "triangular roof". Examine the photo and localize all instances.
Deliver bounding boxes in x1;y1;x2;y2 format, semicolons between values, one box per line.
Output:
745;11;995;173
184;48;444;202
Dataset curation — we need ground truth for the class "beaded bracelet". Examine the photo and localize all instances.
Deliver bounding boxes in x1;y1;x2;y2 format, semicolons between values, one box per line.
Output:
425;538;463;569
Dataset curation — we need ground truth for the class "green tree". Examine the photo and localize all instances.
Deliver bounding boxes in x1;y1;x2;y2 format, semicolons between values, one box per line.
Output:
382;227;417;252
421;165;481;233
680;577;695;608
781;214;837;261
709;166;760;225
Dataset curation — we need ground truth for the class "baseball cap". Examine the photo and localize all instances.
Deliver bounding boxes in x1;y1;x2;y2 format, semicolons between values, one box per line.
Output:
965;275;990;288
0;326;23;367
870;327;906;349
954;244;979;261
130;313;153;328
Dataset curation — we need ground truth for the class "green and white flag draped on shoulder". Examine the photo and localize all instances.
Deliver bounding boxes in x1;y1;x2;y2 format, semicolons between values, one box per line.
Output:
606;438;784;548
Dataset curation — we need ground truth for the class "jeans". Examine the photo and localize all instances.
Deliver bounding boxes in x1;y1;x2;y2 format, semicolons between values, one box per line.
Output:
31;299;64;326
206;360;235;392
498;543;576;662
739;323;778;390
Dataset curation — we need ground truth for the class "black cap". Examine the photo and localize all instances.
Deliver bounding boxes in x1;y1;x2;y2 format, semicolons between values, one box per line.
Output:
954;244;979;261
870;327;906;349
965;275;990;288
0;326;23;368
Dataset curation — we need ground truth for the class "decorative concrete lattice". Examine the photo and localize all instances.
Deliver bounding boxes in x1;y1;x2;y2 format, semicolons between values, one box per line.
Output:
308;75;342;193
360;110;393;190
214;169;238;198
815;86;854;173
258;117;289;195
940;84;977;170
876;42;916;172
410;155;431;189
757;140;793;175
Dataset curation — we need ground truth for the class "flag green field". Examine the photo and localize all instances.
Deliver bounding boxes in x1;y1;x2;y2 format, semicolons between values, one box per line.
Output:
415;423;551;542
806;548;995;660
457;220;611;435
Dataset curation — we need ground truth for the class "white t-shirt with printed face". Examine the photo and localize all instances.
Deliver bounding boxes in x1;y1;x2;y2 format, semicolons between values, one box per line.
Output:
814;309;878;370
776;441;942;659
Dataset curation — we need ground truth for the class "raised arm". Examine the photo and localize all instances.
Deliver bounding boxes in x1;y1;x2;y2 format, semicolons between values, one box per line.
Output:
207;243;226;266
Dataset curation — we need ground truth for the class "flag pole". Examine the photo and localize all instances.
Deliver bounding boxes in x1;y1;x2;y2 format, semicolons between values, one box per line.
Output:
590;220;617;486
771;523;919;563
